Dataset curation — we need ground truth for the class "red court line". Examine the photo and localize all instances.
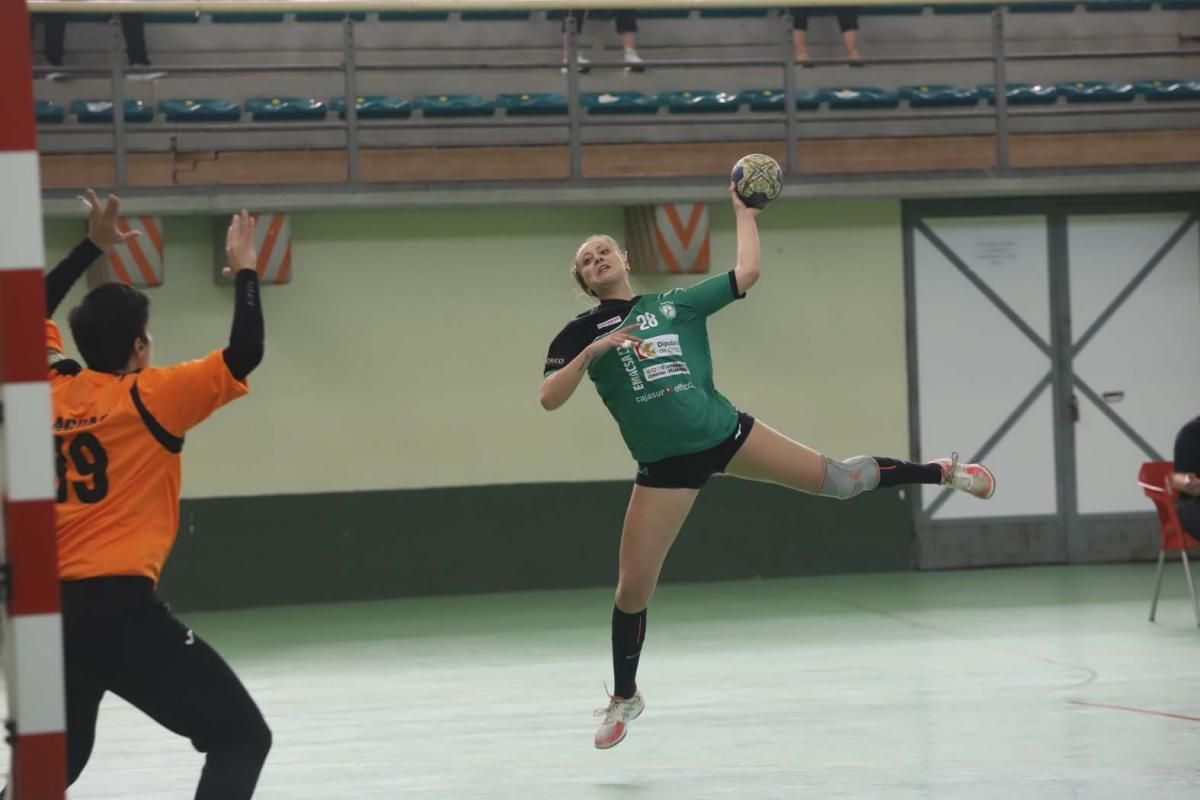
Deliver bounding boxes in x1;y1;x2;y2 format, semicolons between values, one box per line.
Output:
1069;700;1200;723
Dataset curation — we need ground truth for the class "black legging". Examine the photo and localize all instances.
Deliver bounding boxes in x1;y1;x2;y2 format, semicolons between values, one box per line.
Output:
563;9;638;35
790;6;859;33
35;13;149;66
61;578;269;798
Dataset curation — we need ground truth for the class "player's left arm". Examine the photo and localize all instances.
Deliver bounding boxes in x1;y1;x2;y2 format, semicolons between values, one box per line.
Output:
45;189;139;317
729;182;762;296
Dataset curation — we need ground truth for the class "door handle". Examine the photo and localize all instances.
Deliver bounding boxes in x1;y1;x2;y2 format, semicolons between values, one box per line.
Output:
1069;394;1080;423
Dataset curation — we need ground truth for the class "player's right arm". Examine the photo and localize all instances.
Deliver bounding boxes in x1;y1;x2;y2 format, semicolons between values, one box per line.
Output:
540;324;641;411
135;212;264;437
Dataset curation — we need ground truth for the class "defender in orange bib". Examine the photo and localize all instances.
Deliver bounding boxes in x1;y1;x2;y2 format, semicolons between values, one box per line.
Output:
14;193;271;800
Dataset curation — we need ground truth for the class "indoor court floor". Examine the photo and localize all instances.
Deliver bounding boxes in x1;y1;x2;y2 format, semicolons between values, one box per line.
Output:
10;563;1200;799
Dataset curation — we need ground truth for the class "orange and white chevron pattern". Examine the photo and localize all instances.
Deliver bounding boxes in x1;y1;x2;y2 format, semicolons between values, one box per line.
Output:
107;216;163;287
251;212;292;284
653;203;710;274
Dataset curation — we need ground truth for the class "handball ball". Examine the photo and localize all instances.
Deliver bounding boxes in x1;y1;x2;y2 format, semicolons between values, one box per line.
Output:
731;153;783;210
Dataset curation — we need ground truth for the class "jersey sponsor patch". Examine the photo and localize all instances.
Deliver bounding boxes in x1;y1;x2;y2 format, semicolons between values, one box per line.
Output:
634;334;682;361
643;362;691;382
597;315;623;330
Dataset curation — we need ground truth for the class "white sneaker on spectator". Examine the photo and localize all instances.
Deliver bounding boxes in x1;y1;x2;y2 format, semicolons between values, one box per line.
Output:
561;53;590;75
623;48;645;74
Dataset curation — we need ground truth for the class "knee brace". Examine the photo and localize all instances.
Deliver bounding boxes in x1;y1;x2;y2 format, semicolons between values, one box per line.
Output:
816;455;880;500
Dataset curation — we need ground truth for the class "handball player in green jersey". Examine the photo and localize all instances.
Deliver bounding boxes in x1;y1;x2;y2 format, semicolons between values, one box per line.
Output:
541;185;995;750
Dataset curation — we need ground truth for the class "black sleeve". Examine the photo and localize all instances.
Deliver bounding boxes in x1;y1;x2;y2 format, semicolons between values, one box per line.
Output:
222;271;264;381
543;319;592;376
1175;417;1200;474
45;238;104;316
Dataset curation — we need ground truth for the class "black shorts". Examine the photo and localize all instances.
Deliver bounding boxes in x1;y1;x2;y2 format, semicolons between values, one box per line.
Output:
635;412;756;490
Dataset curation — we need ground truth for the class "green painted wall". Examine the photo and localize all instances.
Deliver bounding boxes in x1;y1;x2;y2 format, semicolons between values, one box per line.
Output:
43;199;913;608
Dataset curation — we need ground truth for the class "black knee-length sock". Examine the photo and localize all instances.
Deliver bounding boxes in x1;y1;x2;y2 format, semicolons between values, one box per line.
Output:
612;606;647;699
873;457;943;489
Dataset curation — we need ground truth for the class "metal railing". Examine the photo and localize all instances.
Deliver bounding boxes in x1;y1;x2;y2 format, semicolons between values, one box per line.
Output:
30;8;1200;187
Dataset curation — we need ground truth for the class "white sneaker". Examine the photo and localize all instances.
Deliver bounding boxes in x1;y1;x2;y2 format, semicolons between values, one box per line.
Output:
128;70;167;81
932;452;996;500
593;690;644;749
560;53;590;75
623;48;645;73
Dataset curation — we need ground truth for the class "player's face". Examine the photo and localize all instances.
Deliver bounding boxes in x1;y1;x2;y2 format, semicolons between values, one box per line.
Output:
576;238;628;295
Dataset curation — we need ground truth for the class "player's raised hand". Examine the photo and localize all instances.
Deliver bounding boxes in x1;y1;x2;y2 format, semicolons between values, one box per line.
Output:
729;181;760;217
589;324;643;357
82;188;140;252
222;210;258;276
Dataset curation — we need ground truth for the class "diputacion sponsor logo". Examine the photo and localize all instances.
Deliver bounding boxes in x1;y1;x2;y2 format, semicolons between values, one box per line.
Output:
634;334;682;361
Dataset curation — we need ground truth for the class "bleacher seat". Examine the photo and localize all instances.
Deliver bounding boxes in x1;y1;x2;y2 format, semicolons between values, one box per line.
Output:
36;99;65;124
699;7;770;17
379;11;450;21
65;13;110;22
144;12;200;23
245;97;326;121
859;5;926;14
416;95;495;118
822;87;900;109
329;96;413;119
638;9;693;18
933;3;996;13
461;10;531;20
1136;79;1200;102
1161;0;1200;7
160;98;241;122
739;88;821;111
659;90;742;113
900;85;980;108
1085;0;1152;9
212;13;286;23
979;83;1059;105
496;93;568;116
1009;2;1075;10
296;12;368;22
582;92;660;115
70;99;154;123
1058;80;1136;102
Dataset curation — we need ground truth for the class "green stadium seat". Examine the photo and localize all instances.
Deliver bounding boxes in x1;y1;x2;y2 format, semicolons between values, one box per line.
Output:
144;12;200;23
1057;80;1136;102
859;5;926;14
978;83;1059;105
1008;2;1075;10
900;85;980;108
36;99;65;124
699;7;770;17
548;10;614;20
582;92;660;115
1161;0;1200;7
212;13;285;23
1136;79;1200;102
933;3;996;13
70;99;154;123
496;93;568;116
1084;0;1152;9
639;9;693;18
296;12;368;22
66;13;111;23
461;10;531;20
822;87;900;109
416;94;495;118
245;97;327;121
659;90;742;114
739;88;822;111
159;98;241;122
379;11;450;21
329;96;412;119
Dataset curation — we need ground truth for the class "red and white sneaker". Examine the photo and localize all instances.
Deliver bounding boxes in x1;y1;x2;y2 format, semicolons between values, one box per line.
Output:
594;690;644;749
933;452;996;499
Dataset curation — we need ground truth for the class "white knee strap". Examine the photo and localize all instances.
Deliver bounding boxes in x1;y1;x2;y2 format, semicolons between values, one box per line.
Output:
817;455;880;500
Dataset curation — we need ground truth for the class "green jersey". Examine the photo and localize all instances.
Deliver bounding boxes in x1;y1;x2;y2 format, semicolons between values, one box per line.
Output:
544;271;744;463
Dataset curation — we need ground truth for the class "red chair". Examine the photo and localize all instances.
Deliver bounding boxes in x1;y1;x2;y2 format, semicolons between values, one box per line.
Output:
1138;460;1200;625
